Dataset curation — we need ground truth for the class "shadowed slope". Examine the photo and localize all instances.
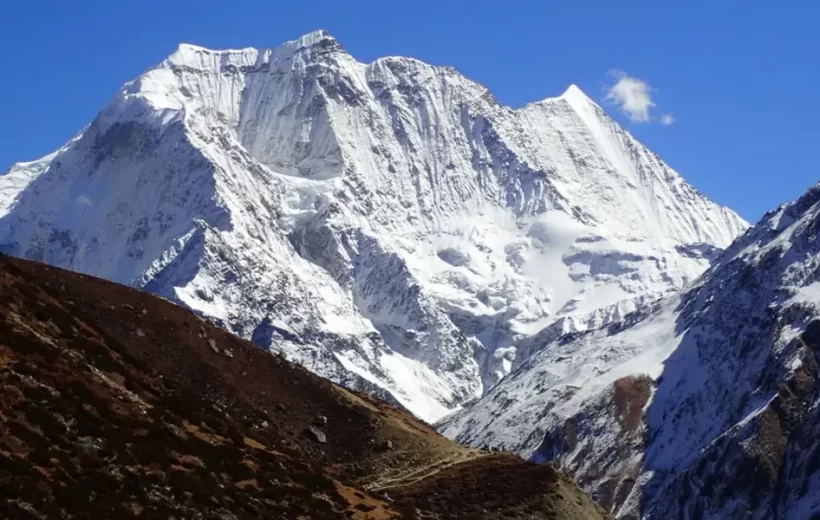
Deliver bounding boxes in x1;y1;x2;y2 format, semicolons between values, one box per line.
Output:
0;254;608;519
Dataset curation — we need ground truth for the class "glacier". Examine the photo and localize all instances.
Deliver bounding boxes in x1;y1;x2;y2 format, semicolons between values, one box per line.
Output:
0;30;747;423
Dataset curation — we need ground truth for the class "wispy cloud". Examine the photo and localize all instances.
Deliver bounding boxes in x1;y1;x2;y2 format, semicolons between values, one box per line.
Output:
660;113;676;125
604;70;673;125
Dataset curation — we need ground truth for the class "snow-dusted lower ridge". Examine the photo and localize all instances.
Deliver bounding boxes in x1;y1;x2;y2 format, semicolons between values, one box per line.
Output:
442;183;820;518
0;30;745;422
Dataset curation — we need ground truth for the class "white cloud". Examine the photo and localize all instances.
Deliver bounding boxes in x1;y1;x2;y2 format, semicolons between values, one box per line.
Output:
660;113;676;125
604;70;668;124
605;70;654;122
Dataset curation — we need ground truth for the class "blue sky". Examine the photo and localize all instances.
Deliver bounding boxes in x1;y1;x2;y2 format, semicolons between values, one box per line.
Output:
1;1;816;222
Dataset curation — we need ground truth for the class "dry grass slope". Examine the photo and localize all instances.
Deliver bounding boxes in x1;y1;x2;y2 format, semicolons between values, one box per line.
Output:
0;254;609;520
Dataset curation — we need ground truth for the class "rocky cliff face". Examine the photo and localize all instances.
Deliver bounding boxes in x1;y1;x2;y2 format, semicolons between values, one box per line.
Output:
0;30;746;422
442;183;820;518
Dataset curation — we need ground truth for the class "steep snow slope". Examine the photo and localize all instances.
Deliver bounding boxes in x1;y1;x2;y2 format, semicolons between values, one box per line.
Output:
443;183;820;518
0;30;746;422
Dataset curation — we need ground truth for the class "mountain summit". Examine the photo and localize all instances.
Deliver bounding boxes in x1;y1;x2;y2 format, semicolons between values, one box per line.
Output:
0;31;746;422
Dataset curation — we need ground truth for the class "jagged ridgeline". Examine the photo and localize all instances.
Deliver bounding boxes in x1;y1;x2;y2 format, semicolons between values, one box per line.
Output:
0;30;745;423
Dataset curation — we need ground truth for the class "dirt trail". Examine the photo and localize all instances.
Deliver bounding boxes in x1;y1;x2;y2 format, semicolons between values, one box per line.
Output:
367;450;486;492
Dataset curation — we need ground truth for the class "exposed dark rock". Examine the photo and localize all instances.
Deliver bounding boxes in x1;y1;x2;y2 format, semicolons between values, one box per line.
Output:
305;426;327;444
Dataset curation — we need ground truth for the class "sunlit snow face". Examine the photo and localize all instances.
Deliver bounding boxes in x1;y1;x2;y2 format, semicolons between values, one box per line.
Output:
0;32;747;428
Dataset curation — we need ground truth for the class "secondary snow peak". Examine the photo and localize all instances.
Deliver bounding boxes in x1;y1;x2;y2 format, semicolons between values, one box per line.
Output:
560;83;594;103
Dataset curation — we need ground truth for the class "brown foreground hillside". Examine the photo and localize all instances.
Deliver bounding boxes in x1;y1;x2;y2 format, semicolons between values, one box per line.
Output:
0;254;609;519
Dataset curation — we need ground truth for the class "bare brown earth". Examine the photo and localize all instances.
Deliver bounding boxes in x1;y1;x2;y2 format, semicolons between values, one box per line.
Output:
0;254;610;519
612;375;652;432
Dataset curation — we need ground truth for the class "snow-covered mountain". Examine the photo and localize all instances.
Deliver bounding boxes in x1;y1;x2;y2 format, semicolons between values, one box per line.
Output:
0;30;745;423
442;182;820;518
